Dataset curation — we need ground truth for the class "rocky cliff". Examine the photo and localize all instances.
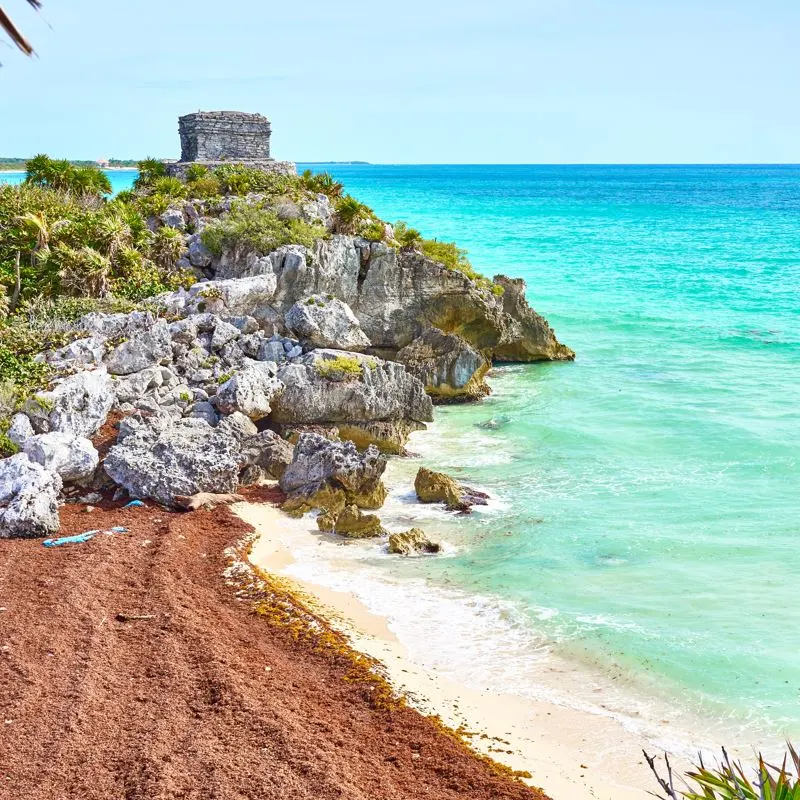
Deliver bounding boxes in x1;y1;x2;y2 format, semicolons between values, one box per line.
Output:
0;185;573;537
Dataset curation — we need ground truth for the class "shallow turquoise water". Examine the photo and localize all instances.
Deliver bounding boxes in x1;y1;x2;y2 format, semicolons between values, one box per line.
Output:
317;164;800;742
5;163;799;740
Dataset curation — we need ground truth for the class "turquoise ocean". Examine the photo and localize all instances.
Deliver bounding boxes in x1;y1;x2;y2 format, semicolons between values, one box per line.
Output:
4;164;799;749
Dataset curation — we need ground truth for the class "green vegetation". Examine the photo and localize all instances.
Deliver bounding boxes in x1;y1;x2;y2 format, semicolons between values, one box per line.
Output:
201;201;325;256
299;169;343;198
646;746;800;800
314;355;365;381
25;154;112;197
393;221;423;250
0;157;139;172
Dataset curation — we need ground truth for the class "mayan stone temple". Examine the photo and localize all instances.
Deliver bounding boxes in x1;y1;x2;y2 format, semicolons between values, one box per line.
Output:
166;110;296;177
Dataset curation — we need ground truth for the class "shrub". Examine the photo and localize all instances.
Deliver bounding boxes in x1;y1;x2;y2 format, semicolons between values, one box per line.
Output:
201;201;325;256
214;164;298;197
314;355;364;381
149;176;187;199
359;219;386;242
25;154;111;197
646;746;800;800
394;221;423;250
186;174;222;199
134;157;167;190
299;169;343;198
334;195;370;234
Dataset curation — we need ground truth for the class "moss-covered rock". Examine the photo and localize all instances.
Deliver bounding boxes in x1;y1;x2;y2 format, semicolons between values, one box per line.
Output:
414;466;489;513
334;504;385;538
388;528;441;555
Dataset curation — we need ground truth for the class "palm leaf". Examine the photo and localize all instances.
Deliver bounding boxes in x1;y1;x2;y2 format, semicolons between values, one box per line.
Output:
0;1;43;57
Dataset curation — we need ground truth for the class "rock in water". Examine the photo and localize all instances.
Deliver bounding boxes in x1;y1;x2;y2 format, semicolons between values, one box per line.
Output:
397;327;490;402
333;504;386;538
0;453;62;539
280;433;387;513
388;528;441;555
285;294;371;352
414;466;489;513
104;415;247;506
23;432;99;484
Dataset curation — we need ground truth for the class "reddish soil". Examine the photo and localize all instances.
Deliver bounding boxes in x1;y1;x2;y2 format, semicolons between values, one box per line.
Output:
0;491;550;800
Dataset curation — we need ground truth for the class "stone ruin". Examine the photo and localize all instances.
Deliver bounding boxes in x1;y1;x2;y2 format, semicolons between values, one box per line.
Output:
166;110;295;178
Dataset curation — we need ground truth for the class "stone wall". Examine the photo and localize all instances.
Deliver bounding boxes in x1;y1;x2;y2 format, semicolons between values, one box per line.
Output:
179;111;271;162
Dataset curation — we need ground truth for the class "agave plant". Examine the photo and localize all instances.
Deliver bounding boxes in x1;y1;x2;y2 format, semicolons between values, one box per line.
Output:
0;0;42;58
646;746;800;800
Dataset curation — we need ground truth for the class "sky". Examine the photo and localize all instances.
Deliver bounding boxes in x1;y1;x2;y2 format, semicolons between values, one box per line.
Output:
0;0;798;163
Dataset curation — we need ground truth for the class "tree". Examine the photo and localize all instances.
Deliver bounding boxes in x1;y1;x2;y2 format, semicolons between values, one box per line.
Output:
0;0;42;58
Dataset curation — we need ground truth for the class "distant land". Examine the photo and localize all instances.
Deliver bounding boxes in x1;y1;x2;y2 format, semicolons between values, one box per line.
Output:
0;158;370;171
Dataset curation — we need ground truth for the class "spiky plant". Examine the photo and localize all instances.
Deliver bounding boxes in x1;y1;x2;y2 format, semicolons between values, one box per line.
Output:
646;746;800;800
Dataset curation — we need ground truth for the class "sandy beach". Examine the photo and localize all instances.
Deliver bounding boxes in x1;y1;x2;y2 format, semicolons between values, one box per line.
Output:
240;500;666;800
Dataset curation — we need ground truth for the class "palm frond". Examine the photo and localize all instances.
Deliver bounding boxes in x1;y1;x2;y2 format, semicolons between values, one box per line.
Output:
0;1;43;57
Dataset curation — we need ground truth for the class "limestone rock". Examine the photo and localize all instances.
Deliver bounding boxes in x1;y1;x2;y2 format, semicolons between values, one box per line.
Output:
353;246;573;362
39;336;106;372
270;350;432;427
187;234;213;268
491;276;575;362
160;205;186;230
333;504;385;538
388;528;441;555
280;433;387;512
215;363;283;420
414;466;489;513
26;368;114;438
104;415;247;506
0;453;62;538
7;413;34;449
239;429;294;479
285;294;371;352
23;432;99;484
397;327;490;402
104;321;173;375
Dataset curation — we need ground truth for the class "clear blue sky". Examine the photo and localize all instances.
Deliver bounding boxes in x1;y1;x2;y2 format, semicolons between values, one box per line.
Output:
1;0;798;163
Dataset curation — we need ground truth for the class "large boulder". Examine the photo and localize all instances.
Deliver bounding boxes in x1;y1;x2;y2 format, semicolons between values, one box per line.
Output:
239;429;294;480
352;245;573;362
23;432;98;484
104;320;173;375
397;327;490;402
26;368;114;438
388;528;441;555
280;433;387;514
0;453;62;538
215;362;284;420
491;275;575;361
414;466;489;513
270;350;432;429
38;336;106;372
331;504;385;538
285;294;371;352
104;414;249;506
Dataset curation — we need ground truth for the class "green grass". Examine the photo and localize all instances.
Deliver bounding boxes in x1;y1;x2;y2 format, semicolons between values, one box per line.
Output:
314;355;365;380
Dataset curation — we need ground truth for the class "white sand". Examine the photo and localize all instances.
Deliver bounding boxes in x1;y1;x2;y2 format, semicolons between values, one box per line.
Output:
236;500;684;799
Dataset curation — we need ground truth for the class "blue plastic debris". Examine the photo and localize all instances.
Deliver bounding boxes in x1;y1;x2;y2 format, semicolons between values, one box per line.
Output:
124;500;145;508
42;526;130;548
43;530;99;548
